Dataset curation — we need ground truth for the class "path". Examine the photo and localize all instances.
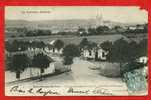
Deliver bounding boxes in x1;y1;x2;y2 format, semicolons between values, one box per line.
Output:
5;58;128;96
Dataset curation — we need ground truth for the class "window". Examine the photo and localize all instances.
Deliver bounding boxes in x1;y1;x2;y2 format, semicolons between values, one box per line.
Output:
102;52;105;57
89;50;92;56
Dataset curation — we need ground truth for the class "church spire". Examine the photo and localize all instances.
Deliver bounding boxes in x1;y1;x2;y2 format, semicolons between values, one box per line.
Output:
95;9;103;27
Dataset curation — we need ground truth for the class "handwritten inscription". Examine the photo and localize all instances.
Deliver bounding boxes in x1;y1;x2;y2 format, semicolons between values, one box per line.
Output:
36;88;59;96
67;87;90;94
10;86;26;93
9;85;113;96
10;86;60;96
67;87;113;95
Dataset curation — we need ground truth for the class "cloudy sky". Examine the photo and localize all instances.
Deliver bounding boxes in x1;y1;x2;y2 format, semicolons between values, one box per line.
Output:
5;6;148;24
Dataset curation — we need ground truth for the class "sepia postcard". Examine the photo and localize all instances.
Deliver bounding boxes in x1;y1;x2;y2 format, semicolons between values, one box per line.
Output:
4;6;148;96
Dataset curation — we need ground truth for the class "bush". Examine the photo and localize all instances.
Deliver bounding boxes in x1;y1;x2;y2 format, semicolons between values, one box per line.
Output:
121;61;145;76
99;62;121;77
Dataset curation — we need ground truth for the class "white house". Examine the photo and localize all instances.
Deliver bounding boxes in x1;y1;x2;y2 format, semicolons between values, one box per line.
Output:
136;56;148;64
83;47;108;61
44;40;63;54
45;47;63;54
5;62;55;83
127;25;144;30
128;26;137;30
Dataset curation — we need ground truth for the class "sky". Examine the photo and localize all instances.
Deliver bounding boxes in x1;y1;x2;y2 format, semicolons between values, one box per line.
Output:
5;6;148;24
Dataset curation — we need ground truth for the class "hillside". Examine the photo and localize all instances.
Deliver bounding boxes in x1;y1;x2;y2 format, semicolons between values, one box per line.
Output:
5;19;134;33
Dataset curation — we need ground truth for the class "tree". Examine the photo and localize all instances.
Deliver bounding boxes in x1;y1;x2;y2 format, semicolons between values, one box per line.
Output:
5;54;12;70
109;38;130;63
96;25;109;35
5;41;12;52
128;41;139;60
53;39;64;51
63;56;73;65
25;30;36;36
37;29;51;36
121;61;144;76
9;54;30;80
7;40;20;52
100;41;113;51
138;39;147;56
87;27;97;35
32;53;53;79
37;41;46;50
87;42;97;50
113;26;121;32
100;41;113;61
31;41;38;49
77;27;87;36
79;38;89;49
106;38;131;75
62;44;81;58
6;40;28;52
143;24;148;33
25;29;51;36
62;44;81;70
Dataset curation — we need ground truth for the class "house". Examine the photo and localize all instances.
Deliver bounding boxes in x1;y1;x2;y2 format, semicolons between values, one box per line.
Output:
128;26;137;30
136;56;148;64
6;62;56;83
27;47;43;52
136;25;145;30
82;47;108;61
45;47;63;54
44;40;63;54
127;25;145;30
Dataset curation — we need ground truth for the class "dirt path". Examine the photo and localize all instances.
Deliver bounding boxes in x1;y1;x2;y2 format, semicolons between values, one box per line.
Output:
6;58;128;96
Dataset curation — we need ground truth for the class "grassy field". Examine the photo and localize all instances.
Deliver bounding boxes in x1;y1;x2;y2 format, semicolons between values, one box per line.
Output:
123;33;147;43
6;34;130;45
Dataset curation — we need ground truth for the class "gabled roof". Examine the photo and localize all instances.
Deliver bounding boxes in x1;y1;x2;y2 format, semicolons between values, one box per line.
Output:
49;40;56;45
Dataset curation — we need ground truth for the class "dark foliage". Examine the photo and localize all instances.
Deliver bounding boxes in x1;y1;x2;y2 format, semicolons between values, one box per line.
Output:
53;39;64;50
9;54;30;79
62;44;81;58
32;53;52;72
121;61;145;76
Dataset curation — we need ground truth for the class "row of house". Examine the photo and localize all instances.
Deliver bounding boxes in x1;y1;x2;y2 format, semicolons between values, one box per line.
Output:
43;39;109;61
25;39;109;61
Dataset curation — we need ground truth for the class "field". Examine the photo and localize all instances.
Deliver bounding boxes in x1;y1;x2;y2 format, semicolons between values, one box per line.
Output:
123;33;147;43
6;34;131;45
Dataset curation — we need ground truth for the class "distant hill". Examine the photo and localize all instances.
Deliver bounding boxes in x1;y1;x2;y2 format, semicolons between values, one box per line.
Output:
5;19;137;34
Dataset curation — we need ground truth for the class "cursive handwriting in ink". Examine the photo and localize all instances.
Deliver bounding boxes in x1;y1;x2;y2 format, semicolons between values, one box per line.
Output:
67;87;90;94
10;86;25;93
36;88;60;96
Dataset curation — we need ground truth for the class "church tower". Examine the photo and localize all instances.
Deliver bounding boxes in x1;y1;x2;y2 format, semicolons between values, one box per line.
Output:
95;10;103;27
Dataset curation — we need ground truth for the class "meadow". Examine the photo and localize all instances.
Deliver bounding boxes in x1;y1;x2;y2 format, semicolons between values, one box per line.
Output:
6;34;130;45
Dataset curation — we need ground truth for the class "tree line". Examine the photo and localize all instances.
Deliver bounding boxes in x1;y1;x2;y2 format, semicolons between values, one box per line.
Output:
5;40;46;52
7;27;52;37
7;53;53;80
79;37;147;63
7;23;147;38
103;39;147;63
77;24;147;36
